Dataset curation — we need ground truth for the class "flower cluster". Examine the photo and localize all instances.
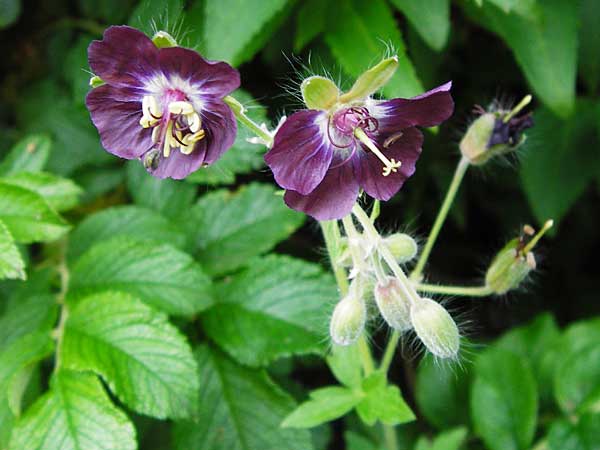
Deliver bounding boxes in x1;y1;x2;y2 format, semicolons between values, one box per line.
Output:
86;26;240;179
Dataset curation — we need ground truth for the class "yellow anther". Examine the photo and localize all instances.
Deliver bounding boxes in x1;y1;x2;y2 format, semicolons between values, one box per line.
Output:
168;101;194;115
151;126;161;143
140;95;162;128
188;112;201;133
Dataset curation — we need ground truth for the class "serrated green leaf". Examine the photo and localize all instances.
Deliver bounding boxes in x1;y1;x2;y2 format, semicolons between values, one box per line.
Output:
192;184;304;276
0;134;51;176
70;237;212;316
282;386;361;428
128;0;183;35
471;348;537;450
0;220;25;281
547;412;600;450
186;91;266;185
554;343;600;415
173;345;312;450
0;182;69;244
496;313;561;404
327;343;363;388
68;205;188;262
390;0;450;51
202;255;336;366
294;0;328;51
520;102;599;225
126;161;197;218
356;372;415;426
203;0;291;66
0;295;57;348
1;171;81;212
10;370;136;450
464;0;576;116
415;354;472;429
61;292;199;419
324;0;423;98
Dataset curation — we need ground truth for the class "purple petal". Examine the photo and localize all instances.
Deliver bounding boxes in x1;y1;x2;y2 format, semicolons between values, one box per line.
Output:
198;99;238;165
284;162;359;220
265;110;333;195
86;84;152;159
147;141;208;179
372;82;454;130
354;127;423;201
88;26;159;89
158;47;240;97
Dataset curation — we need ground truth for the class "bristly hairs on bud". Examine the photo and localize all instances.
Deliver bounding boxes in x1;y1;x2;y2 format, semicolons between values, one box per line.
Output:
329;278;368;346
410;297;461;359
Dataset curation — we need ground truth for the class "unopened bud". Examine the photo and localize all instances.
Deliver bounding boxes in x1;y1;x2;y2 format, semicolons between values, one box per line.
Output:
411;298;460;359
485;220;552;294
383;233;417;264
339;56;399;103
329;294;367;346
460;96;533;165
301;76;340;110
152;31;178;48
89;75;104;88
374;277;413;332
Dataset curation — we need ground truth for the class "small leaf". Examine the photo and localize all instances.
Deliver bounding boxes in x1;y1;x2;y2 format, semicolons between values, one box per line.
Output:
356;372;415;426
68;205;188;262
547;412;600;450
416;427;468;450
282;386;361;428
0;220;25;280
173;345;312;450
0;134;50;176
324;0;423;98
202;255;336;366
471;348;537;450
10;370;136;450
0;182;69;244
326;343;363;388
70;237;212;316
390;0;450;51
192;184;304;276
61;292;199;419
203;0;291;66
415;354;472;429
1;171;81;212
554;343;600;415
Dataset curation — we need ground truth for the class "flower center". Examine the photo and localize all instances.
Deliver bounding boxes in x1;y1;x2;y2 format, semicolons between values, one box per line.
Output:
331;106;401;177
139;94;205;158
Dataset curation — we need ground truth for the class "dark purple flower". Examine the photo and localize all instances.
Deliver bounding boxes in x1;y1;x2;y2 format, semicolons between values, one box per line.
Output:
86;26;240;179
265;83;454;220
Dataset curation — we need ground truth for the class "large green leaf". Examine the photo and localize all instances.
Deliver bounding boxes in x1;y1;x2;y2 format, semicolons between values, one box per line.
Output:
0;182;69;244
294;0;328;51
1;171;81;212
282;386;361;428
69;237;212;316
579;0;600;94
0;220;25;281
520;102;599;225
202;255;336;366
355;372;415;427
324;0;423;98
192;184;304;276
0;134;50;176
415;354;472;429
547;412;600;450
68;205;188;262
464;0;577;116
554;343;600;415
61;292;199;419
172;345;312;450
202;0;291;66
10;370;136;450
0;295;57;348
471;348;537;450
390;0;450;51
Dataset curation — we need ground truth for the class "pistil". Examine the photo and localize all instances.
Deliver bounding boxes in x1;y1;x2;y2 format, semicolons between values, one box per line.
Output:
354;128;402;176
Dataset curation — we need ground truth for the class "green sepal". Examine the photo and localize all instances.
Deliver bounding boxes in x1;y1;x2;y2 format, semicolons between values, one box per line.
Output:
339;56;399;103
301;76;340;110
152;31;178;48
89;76;105;88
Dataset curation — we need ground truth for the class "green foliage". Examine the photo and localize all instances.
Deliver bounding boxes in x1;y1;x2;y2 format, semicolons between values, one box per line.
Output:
1;172;81;212
173;345;312;450
579;0;600;94
414;427;467;450
61;292;199;419
390;0;450;51
0;135;51;176
0;0;20;29
201;254;336;366
0;222;24;280
355;372;415;426
547;412;600;450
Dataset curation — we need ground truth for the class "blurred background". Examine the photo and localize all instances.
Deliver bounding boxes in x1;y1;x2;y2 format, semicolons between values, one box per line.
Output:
1;0;599;449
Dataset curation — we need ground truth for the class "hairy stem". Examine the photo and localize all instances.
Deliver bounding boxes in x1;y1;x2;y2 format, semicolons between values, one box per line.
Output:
411;157;469;281
414;283;493;297
224;95;274;147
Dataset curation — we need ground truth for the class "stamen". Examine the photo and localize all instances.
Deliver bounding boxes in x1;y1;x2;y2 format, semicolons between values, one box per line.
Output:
354;128;402;177
163;122;173;157
503;94;532;123
168;101;194;115
383;131;403;148
522;219;553;254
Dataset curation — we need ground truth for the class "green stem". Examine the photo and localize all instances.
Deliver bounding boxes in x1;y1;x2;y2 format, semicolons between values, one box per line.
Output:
414;283;493;297
224;95;274;147
380;331;400;373
411;157;469;281
319;221;349;295
383;423;399;450
357;336;375;376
